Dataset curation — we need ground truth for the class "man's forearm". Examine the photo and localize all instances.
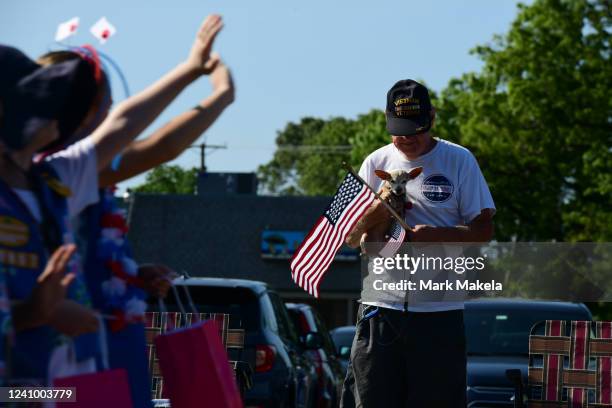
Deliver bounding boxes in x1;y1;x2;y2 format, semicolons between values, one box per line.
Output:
407;224;494;243
346;205;394;248
346;191;405;248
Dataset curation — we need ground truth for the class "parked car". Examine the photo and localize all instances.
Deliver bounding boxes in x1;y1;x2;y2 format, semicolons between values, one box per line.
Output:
164;278;318;408
465;299;592;407
329;326;354;374
327;299;592;407
286;303;345;408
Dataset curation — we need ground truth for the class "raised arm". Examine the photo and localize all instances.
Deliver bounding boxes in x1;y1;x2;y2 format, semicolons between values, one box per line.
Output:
90;14;224;171
99;59;234;186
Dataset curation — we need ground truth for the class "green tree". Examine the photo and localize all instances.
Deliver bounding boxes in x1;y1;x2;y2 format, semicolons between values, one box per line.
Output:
257;110;392;196
258;116;354;196
133;165;198;194
435;0;611;241
348;110;389;169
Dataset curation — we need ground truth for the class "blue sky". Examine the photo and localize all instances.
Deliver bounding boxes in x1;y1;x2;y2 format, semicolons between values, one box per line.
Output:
1;0;529;191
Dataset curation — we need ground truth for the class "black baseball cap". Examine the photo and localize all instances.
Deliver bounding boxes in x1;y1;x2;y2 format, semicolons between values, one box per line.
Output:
0;45;96;151
385;79;432;136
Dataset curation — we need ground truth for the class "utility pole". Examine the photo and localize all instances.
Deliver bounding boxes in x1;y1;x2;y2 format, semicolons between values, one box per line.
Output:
190;143;227;172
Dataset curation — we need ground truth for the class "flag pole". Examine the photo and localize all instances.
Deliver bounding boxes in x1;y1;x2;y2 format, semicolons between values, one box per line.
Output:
342;162;412;232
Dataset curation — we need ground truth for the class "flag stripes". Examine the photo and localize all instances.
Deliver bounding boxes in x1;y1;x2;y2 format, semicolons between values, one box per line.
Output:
291;172;375;297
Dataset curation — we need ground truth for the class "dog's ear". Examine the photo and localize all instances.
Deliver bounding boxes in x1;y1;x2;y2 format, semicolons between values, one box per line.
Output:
408;166;423;179
374;169;392;181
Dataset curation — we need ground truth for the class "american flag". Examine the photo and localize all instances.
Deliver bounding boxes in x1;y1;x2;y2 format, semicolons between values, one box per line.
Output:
291;172;376;297
378;220;407;258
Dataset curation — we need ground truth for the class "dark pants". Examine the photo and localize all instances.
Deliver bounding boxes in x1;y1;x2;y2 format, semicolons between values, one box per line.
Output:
340;305;466;408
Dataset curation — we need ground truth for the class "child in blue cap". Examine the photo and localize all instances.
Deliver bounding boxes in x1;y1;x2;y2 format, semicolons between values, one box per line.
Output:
1;13;230;392
36;14;234;407
0;45;101;386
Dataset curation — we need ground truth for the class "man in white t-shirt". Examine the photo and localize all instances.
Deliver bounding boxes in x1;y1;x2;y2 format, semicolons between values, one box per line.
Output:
340;79;495;407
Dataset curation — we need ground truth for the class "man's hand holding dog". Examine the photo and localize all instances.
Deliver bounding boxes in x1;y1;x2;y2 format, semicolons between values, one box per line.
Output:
345;190;404;248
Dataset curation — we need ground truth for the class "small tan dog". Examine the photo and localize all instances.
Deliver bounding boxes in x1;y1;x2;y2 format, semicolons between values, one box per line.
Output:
374;167;423;209
361;167;423;248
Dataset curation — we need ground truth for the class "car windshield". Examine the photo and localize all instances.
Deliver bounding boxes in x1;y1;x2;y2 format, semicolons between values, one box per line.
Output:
464;306;590;356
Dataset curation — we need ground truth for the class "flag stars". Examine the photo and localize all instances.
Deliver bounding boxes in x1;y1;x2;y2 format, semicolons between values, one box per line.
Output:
324;174;363;225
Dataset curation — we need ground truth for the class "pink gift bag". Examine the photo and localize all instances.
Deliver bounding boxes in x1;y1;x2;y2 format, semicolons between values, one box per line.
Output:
54;368;133;408
155;319;242;408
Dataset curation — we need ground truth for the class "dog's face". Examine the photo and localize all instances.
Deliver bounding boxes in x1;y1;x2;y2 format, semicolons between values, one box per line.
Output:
374;167;423;197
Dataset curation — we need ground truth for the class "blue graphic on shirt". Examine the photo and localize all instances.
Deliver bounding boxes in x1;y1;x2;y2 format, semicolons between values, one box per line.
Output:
421;174;454;202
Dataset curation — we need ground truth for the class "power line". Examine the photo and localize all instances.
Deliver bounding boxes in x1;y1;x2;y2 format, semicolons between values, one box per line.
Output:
223;145;353;153
277;145;352;152
188;143;227;172
187;143;352;172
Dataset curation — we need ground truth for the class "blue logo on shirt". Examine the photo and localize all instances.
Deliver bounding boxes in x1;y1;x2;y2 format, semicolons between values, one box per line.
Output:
421;174;454;202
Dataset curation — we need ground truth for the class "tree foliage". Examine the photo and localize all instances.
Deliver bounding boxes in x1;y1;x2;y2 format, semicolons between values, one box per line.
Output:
133;164;198;194
258;0;611;242
257;111;390;196
438;0;611;241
